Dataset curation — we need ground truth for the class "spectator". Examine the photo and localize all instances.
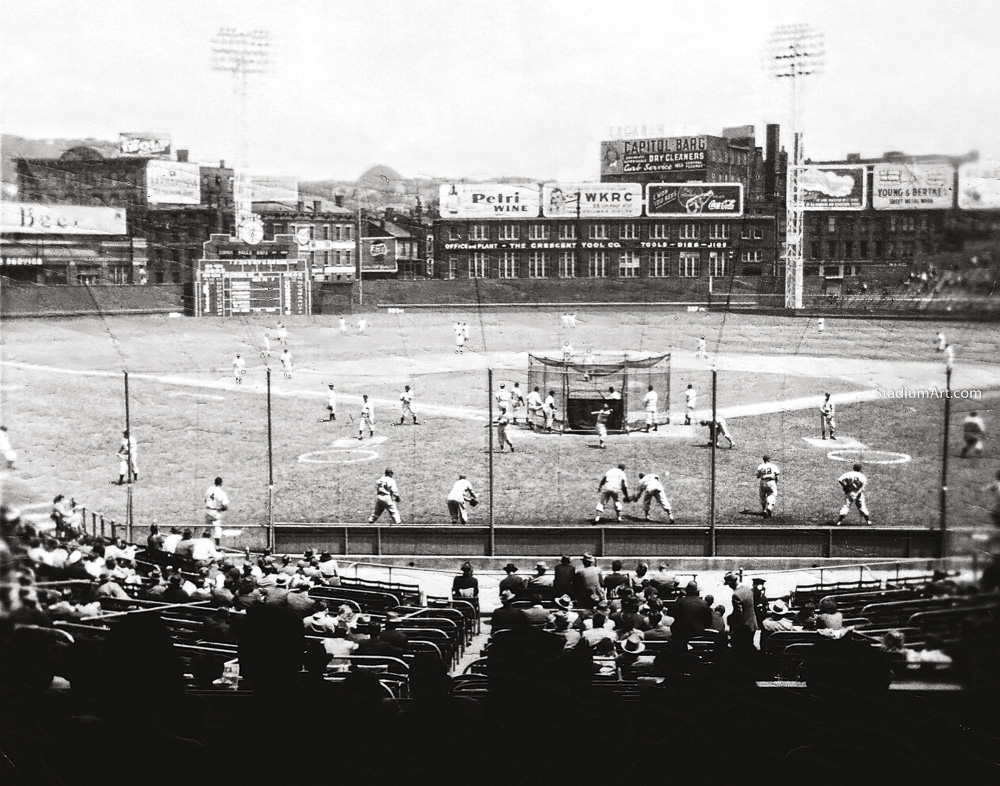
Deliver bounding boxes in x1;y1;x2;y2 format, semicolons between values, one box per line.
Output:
816;597;844;635
499;563;525;594
645;610;673;640
191;531;219;563
574;553;604;607
451;561;478;602
553;555;576;597
761;600;794;633
174;529;196;561
603;560;630;595
670;581;712;642
522;594;549;628
794;602;817;630
526;561;554;592
907;634;952;665
95;571;130;600
709;604;727;633
492;590;523;632
318;551;340;583
880;629;907;655
648;562;678;593
146;524;165;556
723;571;758;640
162;573;191;604
162;526;182;554
551;612;581;650
630;561;650;593
581;612;617;647
304;602;337;635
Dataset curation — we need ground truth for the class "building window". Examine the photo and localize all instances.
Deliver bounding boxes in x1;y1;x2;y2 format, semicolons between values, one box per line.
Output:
650;223;669;240
679;252;700;277
343;250;353;268
618;251;640;278
709;223;730;240
620;223;638;240
650;251;670;277
901;240;915;258
809;241;820;260
470;224;489;241
588;252;608;278
845;240;854;259
499;224;519;240
345;225;353;241
589;224;608;240
528;251;548;278
680;223;699;240
860;240;869;258
448;256;459;279
499;252;517;279
559;252;576;278
902;216;915;232
827;216;837;233
710;251;730;277
827;242;837;259
741;225;764;240
448;226;462;242
875;240;885;257
528;224;550;241
741;250;762;264
558;224;577;240
469;252;488;278
323;225;331;241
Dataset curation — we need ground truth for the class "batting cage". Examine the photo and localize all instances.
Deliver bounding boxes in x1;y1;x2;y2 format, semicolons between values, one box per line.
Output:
527;351;671;432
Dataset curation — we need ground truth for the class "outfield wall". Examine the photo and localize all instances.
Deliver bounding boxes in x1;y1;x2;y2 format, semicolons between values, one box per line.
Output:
326;277;784;311
0;284;185;318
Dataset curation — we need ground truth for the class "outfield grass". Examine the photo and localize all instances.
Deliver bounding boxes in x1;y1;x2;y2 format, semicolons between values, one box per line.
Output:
1;309;997;548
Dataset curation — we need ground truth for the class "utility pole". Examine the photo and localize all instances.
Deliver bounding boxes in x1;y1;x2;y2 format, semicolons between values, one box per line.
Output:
940;346;953;558
710;366;718;556
266;366;274;551
488;368;495;556
123;371;134;543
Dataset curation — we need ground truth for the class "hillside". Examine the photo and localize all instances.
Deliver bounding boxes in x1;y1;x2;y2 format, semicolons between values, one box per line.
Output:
2;134;118;187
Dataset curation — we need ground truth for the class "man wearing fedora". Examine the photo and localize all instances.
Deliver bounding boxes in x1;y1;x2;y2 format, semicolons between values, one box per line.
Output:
669;581;712;642
492;589;524;632
527;562;554;599
724;571;758;641
499;563;525;594
574;553;604;608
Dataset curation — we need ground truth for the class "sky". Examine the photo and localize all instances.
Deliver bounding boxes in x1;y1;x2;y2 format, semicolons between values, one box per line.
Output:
1;0;998;182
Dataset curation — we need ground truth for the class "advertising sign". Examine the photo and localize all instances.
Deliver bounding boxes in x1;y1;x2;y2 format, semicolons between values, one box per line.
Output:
438;183;540;218
119;132;171;157
958;160;1000;210
645;183;743;217
601;136;707;176
873;163;954;210
2;202;126;235
249;176;300;205
146;160;201;205
541;183;642;218
800;165;867;210
361;236;397;272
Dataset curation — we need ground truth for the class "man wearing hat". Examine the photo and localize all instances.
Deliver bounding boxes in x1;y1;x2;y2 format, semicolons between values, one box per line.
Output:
553;555;576;597
492;589;524;632
724;571;758;640
527;562;554;592
499;563;525;594
368;468;402;525
761;600;794;634
304;601;338;635
446;473;478;524
669;581;711;642
594;463;630;524
574;553;604;607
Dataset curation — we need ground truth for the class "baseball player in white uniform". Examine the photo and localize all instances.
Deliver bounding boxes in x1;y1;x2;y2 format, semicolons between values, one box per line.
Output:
592;402;612;449
820;393;837;439
696;336;707;359
368;468;401;524
961;411;986;458
205;477;231;544
495;383;511;415
495;411;515;452
454;322;466;354
756;455;780;518
324;384;337;422
935;332;946;352
399;385;419;425
510;382;525;424
684;384;697;425
635;472;674;523
275;322;288;346
233;353;246;384
595;463;630;524
700;417;735;449
339;317;348;335
817;318;825;335
0;426;16;470
358;317;368;334
447;474;478;524
526;386;543;430
543;390;557;433
115;430;138;485
359;395;375;439
643;384;659;432
262;330;271;356
280;348;293;372
836;463;871;525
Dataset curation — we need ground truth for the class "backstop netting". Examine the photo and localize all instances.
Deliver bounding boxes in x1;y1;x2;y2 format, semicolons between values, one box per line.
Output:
527;351;671;432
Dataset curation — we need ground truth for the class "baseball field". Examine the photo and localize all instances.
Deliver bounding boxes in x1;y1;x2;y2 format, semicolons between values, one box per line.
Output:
1;307;998;547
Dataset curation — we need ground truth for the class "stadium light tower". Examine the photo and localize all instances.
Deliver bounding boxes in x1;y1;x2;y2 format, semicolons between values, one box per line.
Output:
211;27;271;240
765;24;825;309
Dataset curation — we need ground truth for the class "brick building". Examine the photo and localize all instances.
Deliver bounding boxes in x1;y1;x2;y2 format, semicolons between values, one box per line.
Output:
254;198;356;282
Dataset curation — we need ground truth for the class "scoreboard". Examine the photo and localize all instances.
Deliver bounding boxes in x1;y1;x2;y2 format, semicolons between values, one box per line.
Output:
196;234;311;316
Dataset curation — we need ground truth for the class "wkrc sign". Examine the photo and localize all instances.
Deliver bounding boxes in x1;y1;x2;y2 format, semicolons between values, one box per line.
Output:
119;132;172;158
645;183;743;217
541;183;642;218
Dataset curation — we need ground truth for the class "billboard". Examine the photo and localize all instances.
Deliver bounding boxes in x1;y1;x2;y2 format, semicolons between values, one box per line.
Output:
541;183;642;218
146;160;200;205
2;202;126;235
249;176;300;205
958;160;1000;210
800;165;867;210
645;183;743;217
873;163;954;210
361;236;397;272
438;183;540;218
601;136;707;176
119;132;171;157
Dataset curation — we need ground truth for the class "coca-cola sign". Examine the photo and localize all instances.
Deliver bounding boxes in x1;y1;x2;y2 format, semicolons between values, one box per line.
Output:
645;183;743;217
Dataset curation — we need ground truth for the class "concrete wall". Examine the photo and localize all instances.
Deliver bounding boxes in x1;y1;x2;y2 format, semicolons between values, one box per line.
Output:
0;284;185;317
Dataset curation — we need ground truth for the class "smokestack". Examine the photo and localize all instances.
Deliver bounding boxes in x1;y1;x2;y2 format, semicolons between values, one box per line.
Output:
297;200;305;212
334;194;344;208
313;199;322;214
765;124;779;198
176;149;189;163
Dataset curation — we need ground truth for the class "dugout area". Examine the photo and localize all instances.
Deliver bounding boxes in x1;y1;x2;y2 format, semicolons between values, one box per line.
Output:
527;351;671;432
